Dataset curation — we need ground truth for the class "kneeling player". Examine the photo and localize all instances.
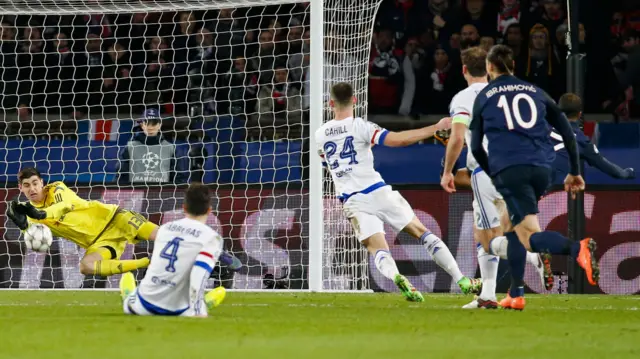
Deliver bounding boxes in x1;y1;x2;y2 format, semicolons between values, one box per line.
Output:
440;47;552;308
120;183;226;317
315;83;482;302
7;167;156;276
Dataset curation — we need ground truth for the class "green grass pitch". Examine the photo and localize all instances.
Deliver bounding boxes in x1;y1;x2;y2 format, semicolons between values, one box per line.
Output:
1;292;639;359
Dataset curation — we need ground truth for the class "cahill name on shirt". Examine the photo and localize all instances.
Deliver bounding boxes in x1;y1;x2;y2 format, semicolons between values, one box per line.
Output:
325;126;348;136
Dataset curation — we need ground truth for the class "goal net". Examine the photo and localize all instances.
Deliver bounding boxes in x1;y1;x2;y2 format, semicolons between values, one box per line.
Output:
0;0;382;290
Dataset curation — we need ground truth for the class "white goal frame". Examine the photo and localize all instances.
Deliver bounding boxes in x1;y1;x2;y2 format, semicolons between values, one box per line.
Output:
0;0;383;292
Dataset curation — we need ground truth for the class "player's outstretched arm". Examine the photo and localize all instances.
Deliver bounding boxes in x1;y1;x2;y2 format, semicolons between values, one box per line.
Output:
581;142;635;179
383;117;451;147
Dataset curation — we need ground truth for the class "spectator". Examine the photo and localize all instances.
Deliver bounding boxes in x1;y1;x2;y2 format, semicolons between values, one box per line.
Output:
250;30;283;84
497;0;522;35
17;24;45;118
191;27;216;76
480;36;496;52
218;56;258;116
376;0;419;44
612;29;639;85
461;0;497;37
207;8;244;73
538;0;565;40
460;24;481;50
114;12;159;63
414;0;457;43
44;32;77;115
619;29;640;115
73;33;107;116
256;65;302;138
286;21;308;85
257;65;302;139
137;36;172;105
516;23;563;100
103;42;137;113
449;33;461;50
118;107;186;185
368;28;403;114
426;45;459;114
399;37;426;116
172;11;200;112
503;23;524;58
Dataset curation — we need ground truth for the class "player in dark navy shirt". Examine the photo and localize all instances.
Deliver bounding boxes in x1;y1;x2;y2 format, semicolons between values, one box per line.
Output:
469;45;598;310
550;93;635;182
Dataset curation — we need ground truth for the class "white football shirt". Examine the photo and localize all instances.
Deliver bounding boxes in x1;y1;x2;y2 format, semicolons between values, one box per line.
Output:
449;82;488;171
137;217;223;312
315;117;387;197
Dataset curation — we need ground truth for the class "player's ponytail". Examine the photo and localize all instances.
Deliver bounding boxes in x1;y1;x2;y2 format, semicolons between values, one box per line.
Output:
487;45;515;75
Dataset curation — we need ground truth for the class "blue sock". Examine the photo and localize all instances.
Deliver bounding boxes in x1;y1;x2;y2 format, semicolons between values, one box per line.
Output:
506;232;526;298
529;231;581;257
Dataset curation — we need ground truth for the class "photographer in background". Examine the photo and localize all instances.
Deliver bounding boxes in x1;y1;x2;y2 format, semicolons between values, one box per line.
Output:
118;107;187;185
550;93;635;182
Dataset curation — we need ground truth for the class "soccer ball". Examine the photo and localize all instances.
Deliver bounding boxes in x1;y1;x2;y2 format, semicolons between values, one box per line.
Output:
23;224;53;253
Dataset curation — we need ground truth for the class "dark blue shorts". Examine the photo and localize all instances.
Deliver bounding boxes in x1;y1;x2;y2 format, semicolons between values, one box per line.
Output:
492;165;551;226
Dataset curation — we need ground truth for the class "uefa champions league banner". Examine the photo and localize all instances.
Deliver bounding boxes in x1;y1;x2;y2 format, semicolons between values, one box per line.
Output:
0;187;639;294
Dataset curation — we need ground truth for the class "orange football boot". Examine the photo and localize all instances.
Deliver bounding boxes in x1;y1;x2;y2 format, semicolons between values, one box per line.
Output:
499;295;526;311
576;238;599;285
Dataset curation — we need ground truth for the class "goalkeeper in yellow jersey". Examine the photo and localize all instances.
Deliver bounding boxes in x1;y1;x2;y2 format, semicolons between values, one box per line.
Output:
6;167;157;277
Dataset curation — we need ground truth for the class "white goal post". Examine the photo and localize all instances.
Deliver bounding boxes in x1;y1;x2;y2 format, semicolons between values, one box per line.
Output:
0;0;383;291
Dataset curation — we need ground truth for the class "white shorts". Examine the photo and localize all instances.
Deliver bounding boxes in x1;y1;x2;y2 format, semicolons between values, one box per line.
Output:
123;288;199;317
343;186;414;242
470;168;504;230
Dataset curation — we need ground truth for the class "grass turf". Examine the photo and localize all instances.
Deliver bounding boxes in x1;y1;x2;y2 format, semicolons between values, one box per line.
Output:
0;292;639;359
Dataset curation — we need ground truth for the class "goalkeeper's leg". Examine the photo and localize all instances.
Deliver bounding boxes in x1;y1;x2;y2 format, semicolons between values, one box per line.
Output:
80;245;150;276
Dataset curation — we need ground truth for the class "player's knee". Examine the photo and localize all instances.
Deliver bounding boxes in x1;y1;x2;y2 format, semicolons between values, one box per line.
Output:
79;260;95;275
402;217;427;239
477;227;502;252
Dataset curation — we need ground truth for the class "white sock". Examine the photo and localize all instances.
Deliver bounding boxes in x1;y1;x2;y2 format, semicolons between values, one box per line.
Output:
421;232;464;282
477;244;499;300
489;236;508;259
526;251;539;266
374;250;400;281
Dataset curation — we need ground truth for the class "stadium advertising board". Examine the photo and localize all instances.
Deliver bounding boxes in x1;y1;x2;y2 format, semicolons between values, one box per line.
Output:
0;187;638;294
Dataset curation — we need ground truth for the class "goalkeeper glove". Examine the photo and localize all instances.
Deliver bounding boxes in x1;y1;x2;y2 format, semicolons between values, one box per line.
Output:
7;199;29;231
20;202;47;220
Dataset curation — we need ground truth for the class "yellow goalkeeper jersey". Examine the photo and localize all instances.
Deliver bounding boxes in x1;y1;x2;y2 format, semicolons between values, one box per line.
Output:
27;182;119;248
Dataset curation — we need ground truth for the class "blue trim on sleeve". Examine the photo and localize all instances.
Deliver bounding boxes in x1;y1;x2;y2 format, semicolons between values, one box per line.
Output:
378;130;389;145
472;167;483;175
194;260;214;274
137;293;189;316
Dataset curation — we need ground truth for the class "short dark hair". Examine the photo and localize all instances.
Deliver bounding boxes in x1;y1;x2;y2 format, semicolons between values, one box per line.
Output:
184;183;211;216
330;82;353;108
461;47;487;77
18;167;41;183
487;44;515;74
558;93;583;119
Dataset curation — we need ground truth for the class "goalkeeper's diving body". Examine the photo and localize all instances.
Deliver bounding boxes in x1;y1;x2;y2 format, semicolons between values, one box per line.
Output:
7;167;156;276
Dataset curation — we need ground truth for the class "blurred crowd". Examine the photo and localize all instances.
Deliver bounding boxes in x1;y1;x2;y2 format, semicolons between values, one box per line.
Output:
370;0;640;117
0;0;638;128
